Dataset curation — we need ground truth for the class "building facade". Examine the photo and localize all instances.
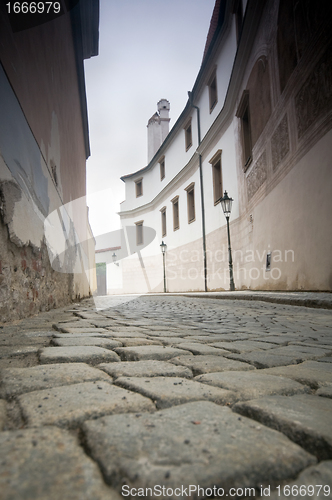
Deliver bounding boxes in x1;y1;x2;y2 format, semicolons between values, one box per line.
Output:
118;0;332;294
0;0;99;321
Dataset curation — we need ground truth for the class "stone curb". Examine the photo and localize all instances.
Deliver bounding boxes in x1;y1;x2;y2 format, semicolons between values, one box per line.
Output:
159;292;332;310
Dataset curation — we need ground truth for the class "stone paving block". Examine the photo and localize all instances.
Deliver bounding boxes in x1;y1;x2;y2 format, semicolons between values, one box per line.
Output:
57;328;109;334
51;337;122;349
180;333;212;339
101;331;148;338
74;313;106;320
89;319;119;328
0;363;111;397
268;346;332;360
194;371;311;402
114;345;190;361
141;326;181;333
208;340;277;353
54;322;94;332
0;399;6;430
184;333;250;342
82;401;316;495
99;361;193;379
175;343;230;355
115;376;234;408
249;335;297;345
52;332;116;338
233;394;332;460
113;338;162;347
24;330;55;337
260;361;332;389
317;385;332;399
39;346;120;364
289;341;332;350
225;351;299;368
0;346;39;358
147;336;198;345
0;426;119;500
169;355;256;375
143;330;188;338
269;461;332;500
18;381;155;428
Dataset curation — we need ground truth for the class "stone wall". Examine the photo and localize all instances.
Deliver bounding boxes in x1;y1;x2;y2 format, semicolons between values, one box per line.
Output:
0;214;74;324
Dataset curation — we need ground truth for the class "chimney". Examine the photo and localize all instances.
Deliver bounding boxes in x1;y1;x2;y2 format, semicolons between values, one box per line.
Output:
147;99;170;162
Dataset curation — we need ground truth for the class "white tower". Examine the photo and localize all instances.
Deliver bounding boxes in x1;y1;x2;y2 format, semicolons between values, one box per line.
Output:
147;99;170;162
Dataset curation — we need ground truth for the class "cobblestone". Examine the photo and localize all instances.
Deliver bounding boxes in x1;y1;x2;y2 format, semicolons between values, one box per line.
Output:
115;376;234;408
0;363;111;397
98;360;193;379
18;380;155;428
234;394;332;459
50;336;123;348
0;293;331;498
82;401;315;494
170;354;256;375
114;345;191;361
39;345;121;364
194;371;311;401
0;427;119;499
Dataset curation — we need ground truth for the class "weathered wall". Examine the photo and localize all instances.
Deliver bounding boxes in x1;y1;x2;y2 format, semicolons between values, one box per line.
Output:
0;213;73;324
0;3;97;322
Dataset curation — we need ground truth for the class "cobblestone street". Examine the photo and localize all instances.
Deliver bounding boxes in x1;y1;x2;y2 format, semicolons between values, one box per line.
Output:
1;294;332;499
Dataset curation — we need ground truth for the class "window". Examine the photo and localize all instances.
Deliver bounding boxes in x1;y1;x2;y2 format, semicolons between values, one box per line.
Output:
185;183;195;223
160;207;167;237
236;90;252;171
233;0;243;43
50;160;58;186
209;150;223;204
184;119;192;151
208;69;218;112
159;157;165;180
266;252;271;271
135;221;143;245
171;196;179;231
135;178;143;197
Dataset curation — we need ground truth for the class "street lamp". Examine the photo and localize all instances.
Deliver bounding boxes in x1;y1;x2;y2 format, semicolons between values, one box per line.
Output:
112;252;119;267
160;240;167;293
220;190;235;291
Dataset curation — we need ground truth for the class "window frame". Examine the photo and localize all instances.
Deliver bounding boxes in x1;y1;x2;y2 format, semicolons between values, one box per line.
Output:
209;150;223;205
135;178;143;198
236;90;252;171
185;182;196;223
184;119;192;152
208;68;218;113
171;196;180;231
135;220;144;246
159;156;165;181
232;0;243;43
160;206;167;237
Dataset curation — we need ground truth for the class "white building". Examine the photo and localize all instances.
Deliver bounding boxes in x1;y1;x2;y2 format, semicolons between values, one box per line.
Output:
116;0;332;294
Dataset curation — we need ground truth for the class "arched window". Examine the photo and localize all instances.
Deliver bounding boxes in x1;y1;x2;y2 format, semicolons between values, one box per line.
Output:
277;0;329;93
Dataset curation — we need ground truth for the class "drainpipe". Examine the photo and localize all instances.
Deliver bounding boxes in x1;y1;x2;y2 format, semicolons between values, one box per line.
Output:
188;92;207;292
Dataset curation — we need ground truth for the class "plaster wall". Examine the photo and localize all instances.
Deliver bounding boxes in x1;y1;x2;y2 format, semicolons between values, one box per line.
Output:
95;251;123;293
118;0;332;294
202;122;239;235
198;17;237;137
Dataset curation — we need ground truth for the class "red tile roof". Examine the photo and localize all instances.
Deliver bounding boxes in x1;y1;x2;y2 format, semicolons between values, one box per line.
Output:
202;0;226;62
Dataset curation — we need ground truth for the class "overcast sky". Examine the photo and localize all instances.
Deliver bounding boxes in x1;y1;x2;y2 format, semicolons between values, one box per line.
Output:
84;0;216;237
